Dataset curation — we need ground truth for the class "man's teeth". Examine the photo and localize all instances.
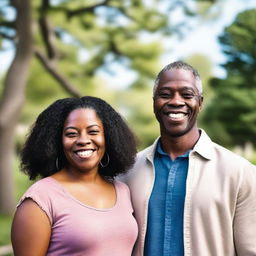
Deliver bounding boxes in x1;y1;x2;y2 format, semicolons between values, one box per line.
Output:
168;113;185;119
76;150;94;157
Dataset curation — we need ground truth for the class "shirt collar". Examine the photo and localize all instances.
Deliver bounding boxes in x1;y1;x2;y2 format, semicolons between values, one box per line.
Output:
192;129;214;160
147;129;214;162
156;140;190;159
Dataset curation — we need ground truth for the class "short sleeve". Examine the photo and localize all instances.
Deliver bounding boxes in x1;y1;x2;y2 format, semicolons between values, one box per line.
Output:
17;178;54;224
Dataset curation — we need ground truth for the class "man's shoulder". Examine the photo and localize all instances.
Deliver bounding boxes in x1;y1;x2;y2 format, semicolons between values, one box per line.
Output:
212;141;253;165
197;129;254;168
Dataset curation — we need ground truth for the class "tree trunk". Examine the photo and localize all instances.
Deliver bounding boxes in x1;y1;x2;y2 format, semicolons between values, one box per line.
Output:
0;0;33;214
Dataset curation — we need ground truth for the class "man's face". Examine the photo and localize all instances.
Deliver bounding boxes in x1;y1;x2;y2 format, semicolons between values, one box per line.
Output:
153;68;203;138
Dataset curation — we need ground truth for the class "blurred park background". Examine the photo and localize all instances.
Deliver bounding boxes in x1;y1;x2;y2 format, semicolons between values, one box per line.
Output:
0;0;256;254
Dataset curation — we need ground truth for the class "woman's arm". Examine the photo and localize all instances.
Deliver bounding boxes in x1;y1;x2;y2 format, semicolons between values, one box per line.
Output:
11;199;51;256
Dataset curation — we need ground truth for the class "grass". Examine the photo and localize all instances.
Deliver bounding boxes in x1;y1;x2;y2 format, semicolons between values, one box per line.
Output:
0;215;12;246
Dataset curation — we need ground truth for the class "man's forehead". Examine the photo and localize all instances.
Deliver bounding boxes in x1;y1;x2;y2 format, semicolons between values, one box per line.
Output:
160;68;195;81
158;69;198;88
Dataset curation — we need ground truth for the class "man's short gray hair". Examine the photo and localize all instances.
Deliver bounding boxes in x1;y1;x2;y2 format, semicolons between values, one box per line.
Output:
153;61;203;96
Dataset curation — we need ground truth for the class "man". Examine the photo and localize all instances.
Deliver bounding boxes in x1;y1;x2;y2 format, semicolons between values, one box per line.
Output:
121;61;256;255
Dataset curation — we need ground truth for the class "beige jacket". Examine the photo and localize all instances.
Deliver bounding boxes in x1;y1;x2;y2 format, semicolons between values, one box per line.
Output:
121;130;256;256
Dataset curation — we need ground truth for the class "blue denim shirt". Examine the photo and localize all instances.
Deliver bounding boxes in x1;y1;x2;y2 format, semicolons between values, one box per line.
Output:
144;141;189;256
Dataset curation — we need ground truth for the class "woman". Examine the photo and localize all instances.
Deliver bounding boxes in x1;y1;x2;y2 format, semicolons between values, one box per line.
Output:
11;96;138;256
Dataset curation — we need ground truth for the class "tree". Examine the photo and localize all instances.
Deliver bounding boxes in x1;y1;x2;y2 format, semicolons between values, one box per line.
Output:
0;0;220;214
0;0;33;215
202;9;256;147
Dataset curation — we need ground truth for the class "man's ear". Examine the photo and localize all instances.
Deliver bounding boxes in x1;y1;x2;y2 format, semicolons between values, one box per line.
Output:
199;95;204;111
153;96;156;114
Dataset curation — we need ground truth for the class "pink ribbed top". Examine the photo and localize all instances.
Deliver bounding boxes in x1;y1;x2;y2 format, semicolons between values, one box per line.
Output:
19;177;138;256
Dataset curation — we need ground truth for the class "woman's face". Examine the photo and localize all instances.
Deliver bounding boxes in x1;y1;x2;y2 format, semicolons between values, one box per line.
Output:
62;108;105;174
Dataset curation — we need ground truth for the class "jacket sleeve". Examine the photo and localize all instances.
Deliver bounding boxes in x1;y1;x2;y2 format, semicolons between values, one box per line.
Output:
233;163;256;255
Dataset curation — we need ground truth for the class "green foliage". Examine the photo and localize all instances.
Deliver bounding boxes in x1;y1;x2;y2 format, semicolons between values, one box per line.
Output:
0;0;227;152
114;85;159;149
186;54;214;100
3;0;170;143
202;80;256;146
219;9;256;81
202;9;256;147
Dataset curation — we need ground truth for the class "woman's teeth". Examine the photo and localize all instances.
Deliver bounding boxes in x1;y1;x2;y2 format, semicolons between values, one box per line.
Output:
76;150;94;157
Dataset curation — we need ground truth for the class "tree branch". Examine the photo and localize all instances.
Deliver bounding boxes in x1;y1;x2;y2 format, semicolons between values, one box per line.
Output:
38;16;58;59
0;21;15;28
38;0;58;59
0;31;15;41
67;0;110;18
35;49;82;97
116;6;138;23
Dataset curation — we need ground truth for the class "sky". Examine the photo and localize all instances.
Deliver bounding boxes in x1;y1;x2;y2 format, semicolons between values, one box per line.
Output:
1;0;256;88
165;0;256;78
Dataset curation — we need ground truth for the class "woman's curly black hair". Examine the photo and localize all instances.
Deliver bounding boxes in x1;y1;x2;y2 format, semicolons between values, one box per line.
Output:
21;96;137;180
